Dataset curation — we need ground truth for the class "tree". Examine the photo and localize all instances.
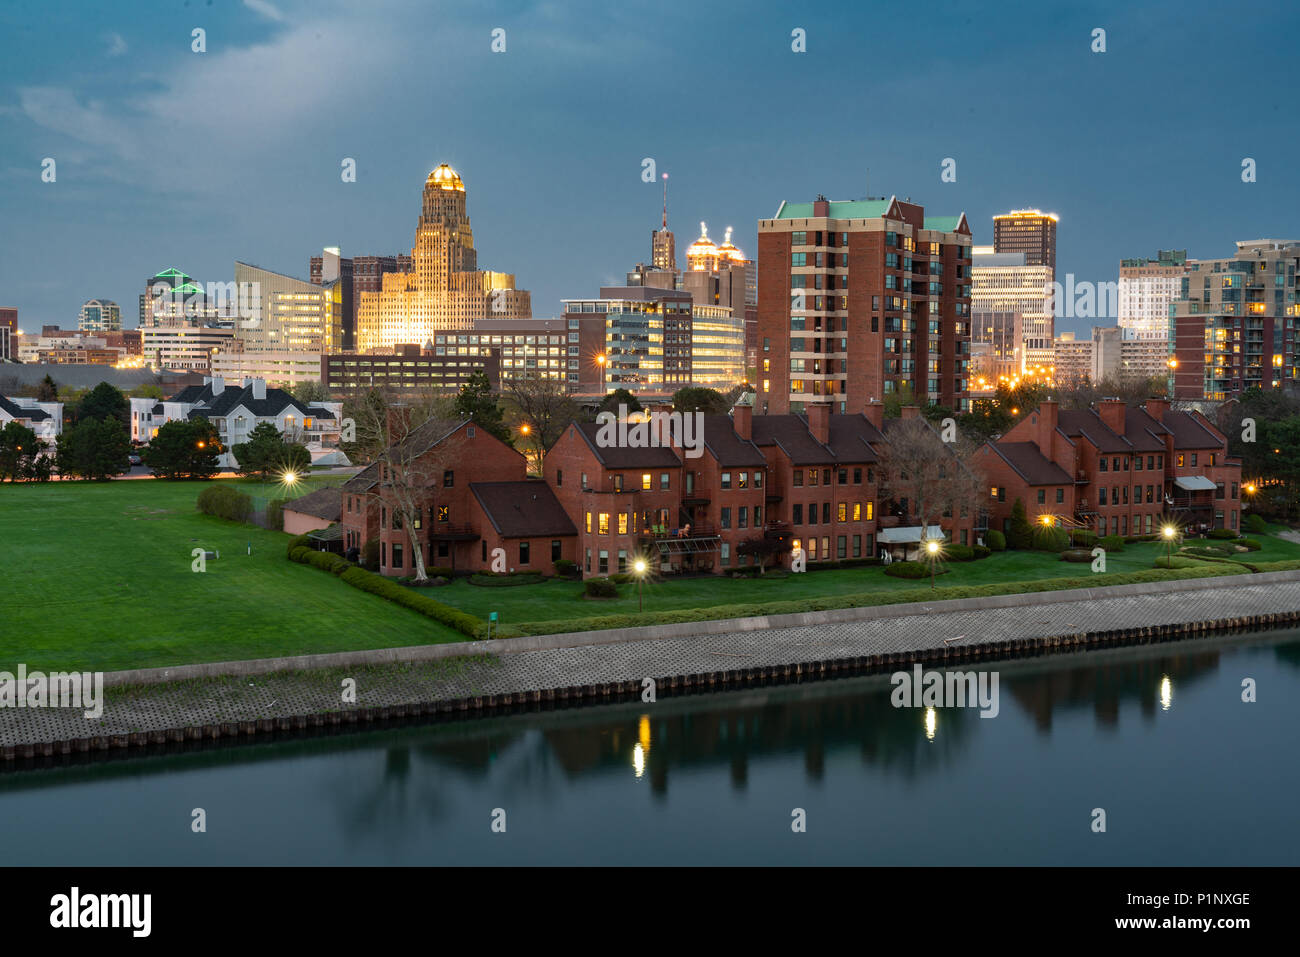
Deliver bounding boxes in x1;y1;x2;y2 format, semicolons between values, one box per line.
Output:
56;418;130;480
1007;498;1034;549
737;532;793;575
882;382;919;418
875;416;986;539
0;421;47;482
233;421;310;479
128;384;164;400
597;388;641;416
76;381;129;428
142;419;221;479
348;391;465;584
452;371;508;441
35;374;58;401
292;380;330;404
671;386;729;415
501;376;579;473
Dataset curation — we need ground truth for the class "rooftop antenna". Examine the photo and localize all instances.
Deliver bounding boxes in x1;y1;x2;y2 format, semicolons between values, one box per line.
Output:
661;173;669;229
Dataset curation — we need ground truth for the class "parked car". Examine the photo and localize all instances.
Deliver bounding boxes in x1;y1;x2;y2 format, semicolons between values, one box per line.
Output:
128;453;142;466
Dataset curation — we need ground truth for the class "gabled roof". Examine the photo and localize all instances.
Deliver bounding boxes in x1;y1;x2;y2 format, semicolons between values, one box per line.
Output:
750;412;886;466
342;462;380;492
0;396;49;421
774;197;896;220
471;481;577;538
282;486;342;522
701;415;766;467
1057;409;1132;453
923;213;969;234
166;381;337;421
987;441;1074;486
1160;410;1223;449
568;420;682;469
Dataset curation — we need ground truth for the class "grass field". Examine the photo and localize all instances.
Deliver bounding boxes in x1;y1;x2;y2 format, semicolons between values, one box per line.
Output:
0;478;461;673
4;478;1298;672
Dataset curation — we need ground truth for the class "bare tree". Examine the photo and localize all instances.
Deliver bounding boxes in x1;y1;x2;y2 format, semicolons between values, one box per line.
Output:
501;376;578;473
876;417;986;539
348;390;463;584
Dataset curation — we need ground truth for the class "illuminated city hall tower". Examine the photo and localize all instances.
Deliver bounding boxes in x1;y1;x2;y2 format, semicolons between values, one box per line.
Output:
356;164;531;350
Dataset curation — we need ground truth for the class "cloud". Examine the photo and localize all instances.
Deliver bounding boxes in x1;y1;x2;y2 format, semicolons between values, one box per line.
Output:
18;87;140;164
242;0;285;22
105;32;128;57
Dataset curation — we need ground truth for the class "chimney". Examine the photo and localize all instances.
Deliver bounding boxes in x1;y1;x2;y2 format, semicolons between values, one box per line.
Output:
1036;399;1059;451
863;400;884;431
807;402;830;444
1097;398;1126;434
900;405;922;420
1144;397;1170;421
210;376;224;395
732;402;752;440
252;378;266;401
812;195;830;217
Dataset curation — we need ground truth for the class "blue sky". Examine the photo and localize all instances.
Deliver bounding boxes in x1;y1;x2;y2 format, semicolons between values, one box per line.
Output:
2;0;1297;336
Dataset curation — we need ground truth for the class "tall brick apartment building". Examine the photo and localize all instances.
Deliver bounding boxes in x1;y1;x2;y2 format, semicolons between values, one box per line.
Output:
977;398;1242;537
757;195;973;416
345;402;979;579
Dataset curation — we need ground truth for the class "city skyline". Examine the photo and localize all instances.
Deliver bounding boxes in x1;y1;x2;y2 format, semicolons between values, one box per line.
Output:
3;0;1298;337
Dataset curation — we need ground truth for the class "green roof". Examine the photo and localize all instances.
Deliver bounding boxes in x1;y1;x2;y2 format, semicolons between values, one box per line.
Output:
923;215;963;232
775;199;893;220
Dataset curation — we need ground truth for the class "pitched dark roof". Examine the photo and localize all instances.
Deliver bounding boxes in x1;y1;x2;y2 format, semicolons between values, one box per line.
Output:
0;396;49;421
701;415;767;467
570;420;682;468
283;486;342;521
471;481;577;538
1118;407;1169;452
988;441;1074;485
1057;409;1131;453
750;414;837;465
342;462;380;492
166;381;337;421
828;413;886;462
1159;410;1222;449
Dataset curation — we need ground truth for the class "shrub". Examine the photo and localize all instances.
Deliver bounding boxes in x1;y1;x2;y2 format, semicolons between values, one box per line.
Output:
333;565;481;636
985;529;1006;551
267;498;286;532
944;543;975;561
884;561;946;580
1007;500;1033;549
609;572;634;584
1244;513;1268;534
1061;548;1094;563
729;564;764;577
286;533;311;558
972;545;991;559
553;558;579;579
1098;535;1124;552
196;484;253;523
289;545;311;563
1155;556;1206;569
361;537;380;569
584;577;618;598
1207;528;1239;540
1182;545;1233;559
1031;526;1070;552
1236;538;1262;551
469;572;545;586
1070;530;1098;548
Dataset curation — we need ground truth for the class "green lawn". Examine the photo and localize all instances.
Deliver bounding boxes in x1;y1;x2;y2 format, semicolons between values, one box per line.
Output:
0;478;461;673
420;530;1300;635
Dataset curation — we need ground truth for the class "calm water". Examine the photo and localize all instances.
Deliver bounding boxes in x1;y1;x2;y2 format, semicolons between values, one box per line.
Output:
3;631;1299;865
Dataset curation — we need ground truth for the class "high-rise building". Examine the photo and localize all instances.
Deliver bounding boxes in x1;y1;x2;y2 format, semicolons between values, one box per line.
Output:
309;248;414;350
757;194;973;414
140;268;234;326
78;299;121;332
355;164;531;351
992;209;1057;272
652;174;675;271
1053;331;1093;386
971;248;1054;375
562;287;696;393
1171;239;1300;401
0;307;16;362
1119;249;1188;340
1091;325;1120;382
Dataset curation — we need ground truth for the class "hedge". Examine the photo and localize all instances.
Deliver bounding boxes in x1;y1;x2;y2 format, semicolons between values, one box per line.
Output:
584;577;618;598
1244;514;1269;534
1207;528;1239;540
972;545;991;559
267;498;287;532
1070;530;1098;548
944;544;975;561
469;572;545;587
1060;548;1094;563
1236;538;1263;551
286;545;481;637
1098;535;1125;552
884;561;947;580
553;559;579;579
197;484;253;523
1031;526;1070;552
286;533;311;558
985;529;1006;551
1155;556;1208;569
500;563;1253;638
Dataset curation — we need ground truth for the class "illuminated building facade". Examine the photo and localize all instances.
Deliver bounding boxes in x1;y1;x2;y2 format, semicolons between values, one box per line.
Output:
758;195;973;414
0;307;16;362
1171;240;1300;400
355;165;531;350
1119;250;1187;340
1053;331;1093;386
78;299;121;333
971;248;1054;375
993;209;1057;272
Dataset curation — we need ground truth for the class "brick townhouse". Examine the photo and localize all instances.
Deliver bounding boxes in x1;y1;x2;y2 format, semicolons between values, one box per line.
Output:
978;398;1242;537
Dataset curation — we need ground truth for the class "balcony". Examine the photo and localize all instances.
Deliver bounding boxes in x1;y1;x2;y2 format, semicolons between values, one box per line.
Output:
427;523;479;542
639;523;720;555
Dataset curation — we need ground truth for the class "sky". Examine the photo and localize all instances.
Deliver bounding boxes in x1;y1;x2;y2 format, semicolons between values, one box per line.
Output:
2;0;1298;337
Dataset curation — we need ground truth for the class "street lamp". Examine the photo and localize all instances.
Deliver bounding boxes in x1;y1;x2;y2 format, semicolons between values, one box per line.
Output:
595;353;608;394
925;538;941;590
283;470;299;487
1162;523;1178;565
633;557;648;612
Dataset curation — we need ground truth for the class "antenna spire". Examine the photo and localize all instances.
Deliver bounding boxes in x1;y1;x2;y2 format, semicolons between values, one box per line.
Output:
661;173;669;229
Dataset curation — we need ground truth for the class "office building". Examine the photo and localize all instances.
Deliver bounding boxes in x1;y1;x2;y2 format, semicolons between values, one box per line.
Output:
78;299;121;332
0;307;16;362
971;248;1054;376
992;209;1057;272
1119;249;1188;340
1053;331;1093;385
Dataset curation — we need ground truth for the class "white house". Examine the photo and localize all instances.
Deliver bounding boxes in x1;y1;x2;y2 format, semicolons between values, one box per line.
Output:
0;395;63;446
130;376;343;467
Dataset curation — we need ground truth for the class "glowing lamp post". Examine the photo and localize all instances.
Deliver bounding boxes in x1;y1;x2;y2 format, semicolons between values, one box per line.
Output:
633;557;648;612
925;538;941;590
596;353;608;394
1162;523;1178;565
